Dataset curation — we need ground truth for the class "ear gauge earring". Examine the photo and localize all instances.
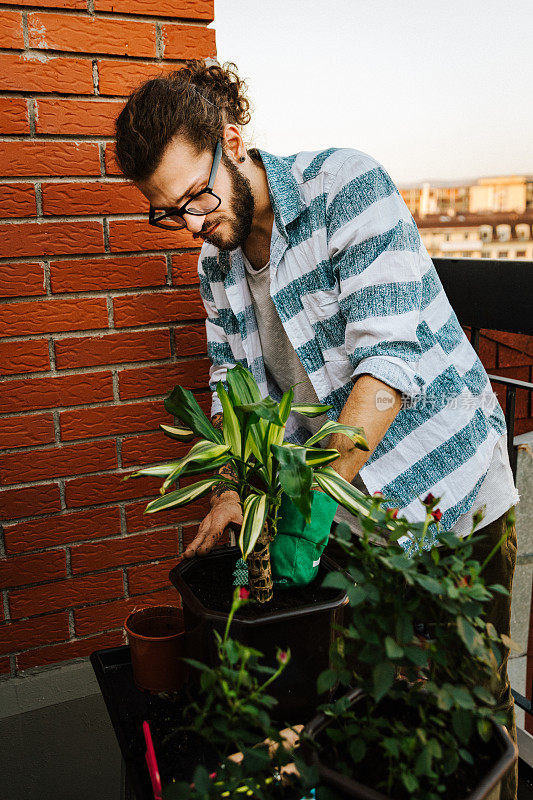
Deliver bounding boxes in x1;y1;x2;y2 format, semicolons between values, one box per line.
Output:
239;156;245;162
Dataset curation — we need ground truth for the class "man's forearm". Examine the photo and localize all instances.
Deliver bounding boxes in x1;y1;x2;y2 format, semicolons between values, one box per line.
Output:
328;374;403;484
210;412;240;506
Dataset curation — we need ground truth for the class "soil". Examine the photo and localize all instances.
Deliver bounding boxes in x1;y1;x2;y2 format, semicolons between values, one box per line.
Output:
181;550;342;619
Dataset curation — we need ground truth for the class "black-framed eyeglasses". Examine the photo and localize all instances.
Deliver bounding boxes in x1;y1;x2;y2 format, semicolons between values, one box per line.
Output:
148;139;223;231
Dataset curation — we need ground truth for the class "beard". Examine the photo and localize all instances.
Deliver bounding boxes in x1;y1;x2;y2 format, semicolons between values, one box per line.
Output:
201;151;255;251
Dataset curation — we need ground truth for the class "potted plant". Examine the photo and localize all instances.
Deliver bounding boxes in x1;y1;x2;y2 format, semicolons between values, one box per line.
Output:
143;587;313;800
127;363;399;720
298;497;519;800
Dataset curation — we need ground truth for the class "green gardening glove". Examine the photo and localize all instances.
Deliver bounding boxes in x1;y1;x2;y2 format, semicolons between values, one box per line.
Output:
270;490;339;588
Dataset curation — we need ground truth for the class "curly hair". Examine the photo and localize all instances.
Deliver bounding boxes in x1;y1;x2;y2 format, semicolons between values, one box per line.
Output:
114;59;253;182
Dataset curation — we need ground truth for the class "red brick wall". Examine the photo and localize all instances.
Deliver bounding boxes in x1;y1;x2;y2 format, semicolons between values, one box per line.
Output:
464;328;533;435
0;0;217;676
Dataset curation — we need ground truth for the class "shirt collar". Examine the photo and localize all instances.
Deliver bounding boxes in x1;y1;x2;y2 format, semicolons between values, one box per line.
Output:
255;148;305;238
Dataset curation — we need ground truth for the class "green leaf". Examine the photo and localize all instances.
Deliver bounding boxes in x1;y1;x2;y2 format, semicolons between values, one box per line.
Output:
217;380;242;458
402;773;419;794
321;571;350;590
396;614;414;645
303;420;369;450
313;465;397;530
500;633;521;653
164;385;223;444
372;661;395;702
239;492;269;560
473;686;496;706
317;669;339;694
125;461;184;480
385;636;404;659
158;423;195;442
477;718;492;741
415;574;443;594
226;362;262;405
235;395;284;425
145;477;223;513
291;402;333;417
456;616;484;657
452;709;473;743
160;439;231;493
348;738;366;763
273;446;313;521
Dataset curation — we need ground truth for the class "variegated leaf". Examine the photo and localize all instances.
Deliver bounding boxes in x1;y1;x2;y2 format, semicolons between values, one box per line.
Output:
145;477;223;513
159;423;195;442
291;402;333;417
217;380;242;458
304;420;369;451
160;439;230;494
239;492;269;560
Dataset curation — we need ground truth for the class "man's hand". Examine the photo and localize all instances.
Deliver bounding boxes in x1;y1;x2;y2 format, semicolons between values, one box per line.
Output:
183;496;243;558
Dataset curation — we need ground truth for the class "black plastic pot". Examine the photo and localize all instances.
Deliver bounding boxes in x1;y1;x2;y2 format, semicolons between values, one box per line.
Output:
301;687;518;800
169;546;348;725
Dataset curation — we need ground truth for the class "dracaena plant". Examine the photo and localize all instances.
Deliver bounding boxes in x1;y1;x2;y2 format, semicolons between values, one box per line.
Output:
126;363;397;604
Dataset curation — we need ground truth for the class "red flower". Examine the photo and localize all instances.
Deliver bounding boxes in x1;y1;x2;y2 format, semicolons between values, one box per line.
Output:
432;508;443;522
456;576;471;588
373;491;384;498
239;587;250;600
423;493;435;506
278;650;288;664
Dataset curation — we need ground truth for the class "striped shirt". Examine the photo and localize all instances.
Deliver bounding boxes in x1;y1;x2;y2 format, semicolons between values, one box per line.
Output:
197;146;517;542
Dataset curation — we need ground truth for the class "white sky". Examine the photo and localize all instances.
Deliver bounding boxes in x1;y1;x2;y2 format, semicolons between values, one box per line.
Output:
214;0;532;185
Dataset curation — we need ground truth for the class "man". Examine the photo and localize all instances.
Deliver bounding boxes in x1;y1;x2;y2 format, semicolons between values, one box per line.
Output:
115;60;519;799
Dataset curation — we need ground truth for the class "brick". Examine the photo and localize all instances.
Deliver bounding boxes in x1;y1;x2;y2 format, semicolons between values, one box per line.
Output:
98;60;180;97
94;0;213;19
35;98;124;136
483;330;533;352
171;252;201;286
0;413;55;450
161;23;216;60
0;262;46;298
516;418;533;437
118;359;210;400
0;440;117;486
60;399;166;441
0;658;9;674
73;587;178;636
497;343;533;369
128;557;181;594
0;612;69;656
104;142;121;176
55;328;171;369
0;339;50;376
0;52;94;94
0;483;61;521
4;506;121;554
0;183;37;218
125;495;210;533
0;296;108;336
71;527;178;574
28;12;156;57
9;571;124;619
113;289;204;327
16;629;125;671
42;180;143;216
0;10;24;49
0;98;29;134
108;219;197;252
0;220;104;259
121;431;188;468
1;371;113;414
7;0;85;7
0;550;66;590
174;324;207;357
477;334;498;369
64;470;162;509
50;255;167;293
0;141;100;178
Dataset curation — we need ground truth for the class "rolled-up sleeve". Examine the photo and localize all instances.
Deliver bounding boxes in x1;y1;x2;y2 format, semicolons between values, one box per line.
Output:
326;154;424;398
197;255;236;417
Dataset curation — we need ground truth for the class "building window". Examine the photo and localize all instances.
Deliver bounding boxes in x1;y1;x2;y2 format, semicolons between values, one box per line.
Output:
497;251;508;258
444;233;450;241
516;250;527;257
461;252;470;257
464;232;469;239
481;251;491;258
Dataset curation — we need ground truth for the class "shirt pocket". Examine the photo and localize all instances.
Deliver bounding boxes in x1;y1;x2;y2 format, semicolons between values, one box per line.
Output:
301;289;346;359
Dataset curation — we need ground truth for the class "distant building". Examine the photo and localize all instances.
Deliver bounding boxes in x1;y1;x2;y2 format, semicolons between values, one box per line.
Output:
400;174;533;218
415;212;533;260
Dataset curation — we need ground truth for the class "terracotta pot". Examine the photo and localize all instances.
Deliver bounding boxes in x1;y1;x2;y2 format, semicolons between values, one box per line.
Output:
124;605;186;694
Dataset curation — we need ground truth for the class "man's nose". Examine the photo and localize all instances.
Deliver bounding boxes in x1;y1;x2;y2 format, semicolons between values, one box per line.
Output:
185;214;207;234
